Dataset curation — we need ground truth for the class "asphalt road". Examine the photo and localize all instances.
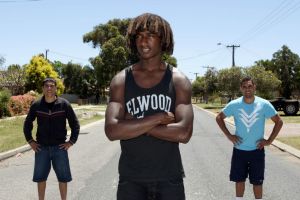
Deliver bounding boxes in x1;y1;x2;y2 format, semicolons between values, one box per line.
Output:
0;106;300;200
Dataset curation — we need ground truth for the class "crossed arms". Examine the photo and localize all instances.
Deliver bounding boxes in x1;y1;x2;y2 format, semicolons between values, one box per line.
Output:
104;69;194;144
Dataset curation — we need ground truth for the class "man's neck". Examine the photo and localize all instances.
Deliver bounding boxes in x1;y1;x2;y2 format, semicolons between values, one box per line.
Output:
45;95;56;103
243;96;255;104
138;60;165;71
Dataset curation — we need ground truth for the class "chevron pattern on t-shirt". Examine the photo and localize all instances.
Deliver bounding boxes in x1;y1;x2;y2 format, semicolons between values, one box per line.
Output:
238;104;261;132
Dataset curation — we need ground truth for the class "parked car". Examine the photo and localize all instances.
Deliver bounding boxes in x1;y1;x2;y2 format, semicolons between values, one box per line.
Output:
269;97;300;116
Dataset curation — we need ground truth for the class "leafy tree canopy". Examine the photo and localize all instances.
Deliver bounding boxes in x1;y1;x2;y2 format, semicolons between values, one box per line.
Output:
217;67;244;98
244;65;281;99
24;55;64;95
0;64;26;95
255;45;300;98
0;56;5;67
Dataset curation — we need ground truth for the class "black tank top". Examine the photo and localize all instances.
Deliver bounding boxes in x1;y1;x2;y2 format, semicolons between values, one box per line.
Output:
119;64;185;181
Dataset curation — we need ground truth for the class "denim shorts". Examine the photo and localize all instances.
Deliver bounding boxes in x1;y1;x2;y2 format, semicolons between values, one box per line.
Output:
230;148;265;185
117;178;185;200
33;145;72;183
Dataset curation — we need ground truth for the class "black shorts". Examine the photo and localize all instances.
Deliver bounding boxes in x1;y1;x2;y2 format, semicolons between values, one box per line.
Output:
230;148;265;185
117;178;185;200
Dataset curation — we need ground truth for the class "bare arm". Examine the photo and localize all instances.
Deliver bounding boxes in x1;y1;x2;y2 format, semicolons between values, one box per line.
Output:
147;70;194;144
104;70;173;141
216;112;242;145
257;114;283;149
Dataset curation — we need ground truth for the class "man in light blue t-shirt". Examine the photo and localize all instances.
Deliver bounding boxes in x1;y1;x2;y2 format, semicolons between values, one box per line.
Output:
216;77;283;200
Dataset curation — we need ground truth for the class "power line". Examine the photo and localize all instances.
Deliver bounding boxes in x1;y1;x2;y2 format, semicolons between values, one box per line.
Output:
239;46;264;62
0;0;42;3
236;0;300;44
177;47;224;61
48;50;90;63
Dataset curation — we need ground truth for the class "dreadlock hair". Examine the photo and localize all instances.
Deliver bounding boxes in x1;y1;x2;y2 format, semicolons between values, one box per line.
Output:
126;13;174;56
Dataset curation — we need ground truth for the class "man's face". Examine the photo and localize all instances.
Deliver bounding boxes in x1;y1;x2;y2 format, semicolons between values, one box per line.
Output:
240;80;256;98
43;81;56;97
135;31;162;59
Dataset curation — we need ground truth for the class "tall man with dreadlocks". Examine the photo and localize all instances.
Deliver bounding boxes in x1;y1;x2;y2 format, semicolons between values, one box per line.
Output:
105;13;194;200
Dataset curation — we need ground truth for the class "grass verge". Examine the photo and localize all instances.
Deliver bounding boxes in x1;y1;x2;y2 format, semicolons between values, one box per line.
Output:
277;137;300;150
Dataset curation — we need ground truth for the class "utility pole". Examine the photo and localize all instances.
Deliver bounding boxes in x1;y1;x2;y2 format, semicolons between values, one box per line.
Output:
189;72;200;80
202;66;214;73
226;45;240;67
45;49;49;60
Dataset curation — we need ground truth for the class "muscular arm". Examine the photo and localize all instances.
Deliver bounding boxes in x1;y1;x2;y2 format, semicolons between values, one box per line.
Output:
104;70;172;141
147;70;194;144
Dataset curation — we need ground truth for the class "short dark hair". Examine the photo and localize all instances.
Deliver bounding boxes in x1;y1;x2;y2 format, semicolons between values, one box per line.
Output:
43;77;57;86
126;13;174;55
240;76;255;86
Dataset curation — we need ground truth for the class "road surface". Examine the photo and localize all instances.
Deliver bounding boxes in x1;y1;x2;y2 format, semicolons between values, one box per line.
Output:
0;106;300;200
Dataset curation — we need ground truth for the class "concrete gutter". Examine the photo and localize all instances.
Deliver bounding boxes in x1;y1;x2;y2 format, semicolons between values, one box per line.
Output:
0;144;31;161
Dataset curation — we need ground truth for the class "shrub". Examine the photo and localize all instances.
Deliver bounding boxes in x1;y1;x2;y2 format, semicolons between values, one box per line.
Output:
0;89;11;118
8;92;36;116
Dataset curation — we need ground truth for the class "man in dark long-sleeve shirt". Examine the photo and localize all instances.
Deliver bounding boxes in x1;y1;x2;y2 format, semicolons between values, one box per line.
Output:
23;77;80;200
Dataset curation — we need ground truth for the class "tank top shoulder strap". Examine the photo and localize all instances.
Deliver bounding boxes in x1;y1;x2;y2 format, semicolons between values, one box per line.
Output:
163;63;173;83
125;65;134;84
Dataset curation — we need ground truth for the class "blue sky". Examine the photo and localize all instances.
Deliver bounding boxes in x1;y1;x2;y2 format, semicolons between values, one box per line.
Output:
1;0;300;81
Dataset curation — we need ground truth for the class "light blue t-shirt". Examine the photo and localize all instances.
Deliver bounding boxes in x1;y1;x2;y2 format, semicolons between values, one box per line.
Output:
223;96;277;151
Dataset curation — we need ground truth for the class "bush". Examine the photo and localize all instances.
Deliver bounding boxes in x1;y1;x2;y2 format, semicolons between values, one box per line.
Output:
8;92;36;116
0;89;11;118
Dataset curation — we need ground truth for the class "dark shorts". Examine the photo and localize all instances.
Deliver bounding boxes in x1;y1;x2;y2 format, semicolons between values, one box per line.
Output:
117;178;185;200
230;148;265;185
33;145;72;183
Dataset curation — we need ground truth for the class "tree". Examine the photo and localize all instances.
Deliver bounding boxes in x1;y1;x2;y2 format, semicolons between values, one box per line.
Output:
61;62;82;94
24;55;64;95
61;62;96;98
256;45;300;98
162;54;177;67
84;19;130;94
203;67;218;96
78;66;97;98
0;64;26;95
51;60;65;78
0;56;5;67
244;65;281;99
192;76;206;97
217;67;243;99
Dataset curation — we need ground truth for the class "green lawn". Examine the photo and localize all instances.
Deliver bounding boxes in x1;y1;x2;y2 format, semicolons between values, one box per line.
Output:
277;137;300;150
0;104;106;153
0;117;30;153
